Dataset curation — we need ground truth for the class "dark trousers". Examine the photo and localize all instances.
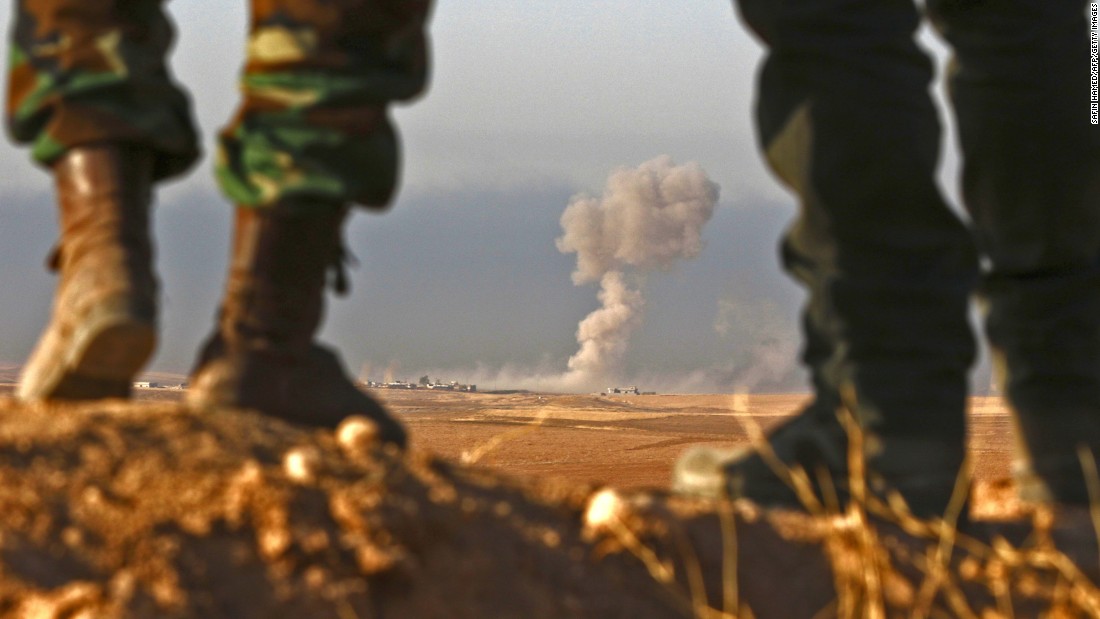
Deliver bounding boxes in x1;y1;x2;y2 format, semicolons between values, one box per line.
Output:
738;0;1100;502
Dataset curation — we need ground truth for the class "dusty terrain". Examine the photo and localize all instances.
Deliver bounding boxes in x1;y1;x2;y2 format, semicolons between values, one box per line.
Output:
383;390;1021;519
0;385;1093;618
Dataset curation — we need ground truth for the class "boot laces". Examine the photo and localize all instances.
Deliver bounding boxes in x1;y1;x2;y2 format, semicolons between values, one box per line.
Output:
46;244;62;272
329;243;358;296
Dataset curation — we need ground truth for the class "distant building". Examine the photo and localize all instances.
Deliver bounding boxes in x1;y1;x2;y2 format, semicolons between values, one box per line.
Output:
606;386;639;395
427;380;477;392
133;381;160;389
362;379;476;392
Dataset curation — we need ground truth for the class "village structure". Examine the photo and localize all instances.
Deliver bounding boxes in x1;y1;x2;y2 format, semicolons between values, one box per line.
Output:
364;377;477;392
131;378;659;396
605;386;640;395
132;377;475;392
133;381;188;390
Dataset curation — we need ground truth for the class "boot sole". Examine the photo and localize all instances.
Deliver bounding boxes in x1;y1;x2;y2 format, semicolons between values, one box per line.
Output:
20;318;156;401
673;446;852;508
187;350;408;447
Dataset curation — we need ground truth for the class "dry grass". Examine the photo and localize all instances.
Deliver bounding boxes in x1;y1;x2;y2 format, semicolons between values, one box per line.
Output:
391;388;1100;616
458;408;551;464
578;399;1100;618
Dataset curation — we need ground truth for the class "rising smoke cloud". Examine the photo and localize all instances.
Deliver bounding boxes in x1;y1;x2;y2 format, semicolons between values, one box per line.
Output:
362;157;730;394
554;156;719;391
710;297;802;392
564;271;644;381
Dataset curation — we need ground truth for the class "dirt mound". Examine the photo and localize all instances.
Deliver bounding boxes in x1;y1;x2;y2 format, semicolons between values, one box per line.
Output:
0;399;699;618
0;398;1097;618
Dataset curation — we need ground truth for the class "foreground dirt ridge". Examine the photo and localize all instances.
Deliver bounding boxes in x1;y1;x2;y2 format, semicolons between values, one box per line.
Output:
0;398;1096;618
0;400;698;618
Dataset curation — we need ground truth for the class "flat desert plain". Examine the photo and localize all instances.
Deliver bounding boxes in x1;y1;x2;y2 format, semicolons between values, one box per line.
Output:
373;390;1022;518
4;384;1022;517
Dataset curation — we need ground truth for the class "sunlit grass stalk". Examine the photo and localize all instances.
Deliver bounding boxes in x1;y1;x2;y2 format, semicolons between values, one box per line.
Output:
1078;444;1100;581
505;392;1100;617
718;496;739;618
460;409;550;464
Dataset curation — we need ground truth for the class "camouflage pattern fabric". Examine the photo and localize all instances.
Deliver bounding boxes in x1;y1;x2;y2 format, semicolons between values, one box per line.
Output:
218;0;432;209
7;0;431;209
7;0;200;181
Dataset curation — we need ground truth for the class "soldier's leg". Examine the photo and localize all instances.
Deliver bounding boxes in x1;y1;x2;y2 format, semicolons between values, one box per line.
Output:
676;0;980;518
7;0;200;400
929;0;1100;505
188;0;432;446
8;0;199;178
215;0;430;210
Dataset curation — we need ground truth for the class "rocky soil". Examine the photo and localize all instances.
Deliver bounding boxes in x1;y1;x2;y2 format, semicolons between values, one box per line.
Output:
0;396;1097;618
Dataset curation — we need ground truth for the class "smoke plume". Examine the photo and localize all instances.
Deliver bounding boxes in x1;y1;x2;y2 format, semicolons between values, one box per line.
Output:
712;297;801;392
564;271;644;380
555;156;719;390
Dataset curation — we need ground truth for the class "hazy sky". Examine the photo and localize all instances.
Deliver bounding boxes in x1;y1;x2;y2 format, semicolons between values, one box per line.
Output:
0;2;985;392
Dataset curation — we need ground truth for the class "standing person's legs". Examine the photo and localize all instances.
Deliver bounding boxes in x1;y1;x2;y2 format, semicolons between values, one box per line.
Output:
676;0;979;518
187;0;432;446
7;0;199;400
929;0;1100;506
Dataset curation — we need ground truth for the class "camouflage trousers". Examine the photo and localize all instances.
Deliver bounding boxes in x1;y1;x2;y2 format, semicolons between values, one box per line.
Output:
7;0;431;209
738;0;1100;503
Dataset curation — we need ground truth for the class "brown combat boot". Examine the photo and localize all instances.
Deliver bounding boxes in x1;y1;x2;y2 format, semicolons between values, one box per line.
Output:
187;205;407;448
18;143;158;401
